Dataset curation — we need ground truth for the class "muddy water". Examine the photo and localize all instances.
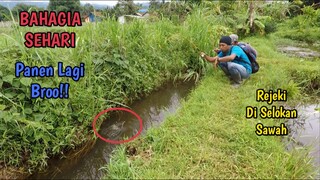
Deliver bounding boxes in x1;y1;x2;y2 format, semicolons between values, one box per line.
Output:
278;46;320;58
32;80;196;179
287;104;320;178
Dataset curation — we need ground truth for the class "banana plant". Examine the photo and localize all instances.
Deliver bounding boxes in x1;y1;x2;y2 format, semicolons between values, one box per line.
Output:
236;1;272;35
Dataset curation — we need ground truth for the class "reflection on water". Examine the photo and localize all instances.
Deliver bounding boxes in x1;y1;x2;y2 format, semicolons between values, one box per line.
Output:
32;80;195;179
287;104;320;178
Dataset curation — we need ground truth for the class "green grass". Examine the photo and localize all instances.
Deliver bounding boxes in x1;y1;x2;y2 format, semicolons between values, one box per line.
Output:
0;8;226;175
103;36;319;179
1;3;319;177
273;7;320;45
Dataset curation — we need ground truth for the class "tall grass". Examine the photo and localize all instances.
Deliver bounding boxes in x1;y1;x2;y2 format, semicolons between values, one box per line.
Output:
0;9;226;174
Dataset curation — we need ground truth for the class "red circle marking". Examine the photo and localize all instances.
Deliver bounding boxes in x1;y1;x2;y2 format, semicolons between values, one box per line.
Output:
92;107;143;144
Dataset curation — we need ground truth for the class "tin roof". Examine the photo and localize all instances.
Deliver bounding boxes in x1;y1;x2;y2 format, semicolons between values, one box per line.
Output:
138;9;148;13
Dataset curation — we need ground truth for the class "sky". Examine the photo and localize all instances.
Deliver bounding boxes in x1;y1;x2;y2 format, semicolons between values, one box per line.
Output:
0;0;153;7
82;1;150;6
0;0;173;10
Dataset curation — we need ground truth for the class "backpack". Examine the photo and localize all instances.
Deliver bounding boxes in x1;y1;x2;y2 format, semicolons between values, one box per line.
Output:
237;43;259;73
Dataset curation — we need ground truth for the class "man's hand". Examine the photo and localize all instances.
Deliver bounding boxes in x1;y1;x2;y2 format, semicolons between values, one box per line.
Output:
214;58;219;68
200;52;206;58
211;56;219;62
213;48;220;53
200;52;220;67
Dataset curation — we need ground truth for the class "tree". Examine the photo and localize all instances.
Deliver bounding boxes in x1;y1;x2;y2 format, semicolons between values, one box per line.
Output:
219;0;237;12
81;3;95;15
285;0;319;17
11;3;43;17
298;0;320;6
114;0;139;16
102;7;115;18
150;0;162;10
288;0;320;9
150;1;191;24
48;0;81;12
12;3;31;13
248;1;254;33
183;0;203;5
0;5;10;21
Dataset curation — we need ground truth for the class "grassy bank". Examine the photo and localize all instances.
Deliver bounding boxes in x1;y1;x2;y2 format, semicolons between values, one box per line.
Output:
274;6;320;45
0;8;231;175
104;35;319;178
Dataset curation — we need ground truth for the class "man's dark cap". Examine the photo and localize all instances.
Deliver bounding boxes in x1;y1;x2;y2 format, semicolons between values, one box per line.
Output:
219;36;232;45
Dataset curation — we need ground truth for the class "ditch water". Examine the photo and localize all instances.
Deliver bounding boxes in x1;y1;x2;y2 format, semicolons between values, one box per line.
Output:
286;103;320;178
278;46;320;58
27;80;320;179
31;80;196;179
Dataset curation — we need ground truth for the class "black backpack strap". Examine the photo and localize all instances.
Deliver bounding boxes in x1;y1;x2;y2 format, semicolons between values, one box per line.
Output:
228;46;234;56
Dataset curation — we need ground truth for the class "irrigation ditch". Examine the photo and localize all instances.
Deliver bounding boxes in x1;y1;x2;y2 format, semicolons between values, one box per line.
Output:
29;80;196;179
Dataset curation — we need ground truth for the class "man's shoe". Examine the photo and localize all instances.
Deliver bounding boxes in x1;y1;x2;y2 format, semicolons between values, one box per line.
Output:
231;82;241;88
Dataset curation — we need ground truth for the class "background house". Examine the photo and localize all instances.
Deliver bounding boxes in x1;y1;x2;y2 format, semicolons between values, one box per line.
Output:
118;9;149;24
84;11;102;23
137;8;148;16
84;12;95;22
